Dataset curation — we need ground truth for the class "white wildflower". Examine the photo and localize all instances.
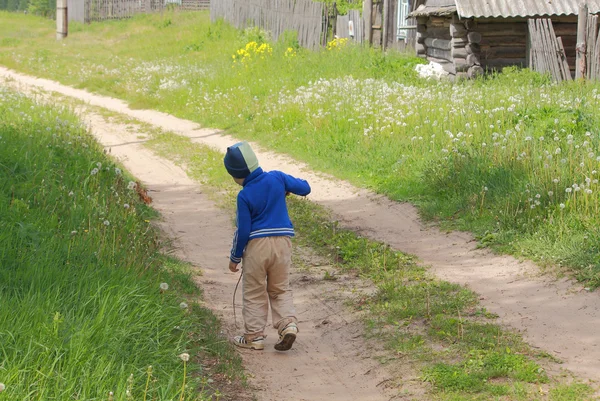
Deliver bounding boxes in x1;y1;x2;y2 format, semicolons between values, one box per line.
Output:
160;282;169;291
179;353;190;362
68;191;74;196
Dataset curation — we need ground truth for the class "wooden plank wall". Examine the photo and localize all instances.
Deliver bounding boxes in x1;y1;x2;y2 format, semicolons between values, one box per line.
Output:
210;0;324;49
336;10;364;44
68;0;85;22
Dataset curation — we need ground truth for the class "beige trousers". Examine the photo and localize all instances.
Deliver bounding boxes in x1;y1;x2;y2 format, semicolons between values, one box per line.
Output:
242;236;297;340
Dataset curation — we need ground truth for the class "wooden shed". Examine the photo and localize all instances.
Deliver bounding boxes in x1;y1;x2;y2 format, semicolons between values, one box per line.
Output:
410;0;600;78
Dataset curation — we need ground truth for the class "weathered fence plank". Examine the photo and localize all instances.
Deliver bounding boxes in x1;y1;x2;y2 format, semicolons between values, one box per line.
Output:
528;18;572;82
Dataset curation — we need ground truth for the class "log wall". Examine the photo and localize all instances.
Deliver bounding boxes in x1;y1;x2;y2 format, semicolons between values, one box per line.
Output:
416;13;579;78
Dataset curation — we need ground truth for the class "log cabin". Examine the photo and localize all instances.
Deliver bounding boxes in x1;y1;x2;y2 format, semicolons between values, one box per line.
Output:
410;0;600;79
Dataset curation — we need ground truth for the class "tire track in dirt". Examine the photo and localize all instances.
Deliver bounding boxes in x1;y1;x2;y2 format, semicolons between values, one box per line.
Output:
2;67;599;384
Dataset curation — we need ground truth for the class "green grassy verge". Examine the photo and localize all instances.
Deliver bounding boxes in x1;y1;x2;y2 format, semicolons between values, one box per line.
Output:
0;87;243;400
2;12;600;286
141;129;595;400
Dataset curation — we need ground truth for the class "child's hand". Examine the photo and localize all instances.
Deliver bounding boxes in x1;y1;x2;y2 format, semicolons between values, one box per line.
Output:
229;261;240;272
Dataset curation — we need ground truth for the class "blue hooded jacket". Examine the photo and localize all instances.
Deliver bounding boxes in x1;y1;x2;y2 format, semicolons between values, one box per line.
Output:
230;168;311;263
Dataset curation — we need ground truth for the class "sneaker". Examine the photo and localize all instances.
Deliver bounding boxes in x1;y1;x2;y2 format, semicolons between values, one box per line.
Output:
275;323;298;351
233;335;265;350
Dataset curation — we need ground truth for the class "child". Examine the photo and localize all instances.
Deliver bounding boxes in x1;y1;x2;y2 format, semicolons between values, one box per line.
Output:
224;141;311;351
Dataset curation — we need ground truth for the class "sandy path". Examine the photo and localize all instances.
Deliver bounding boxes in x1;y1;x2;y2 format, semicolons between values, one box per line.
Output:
2;67;599;384
21;93;398;399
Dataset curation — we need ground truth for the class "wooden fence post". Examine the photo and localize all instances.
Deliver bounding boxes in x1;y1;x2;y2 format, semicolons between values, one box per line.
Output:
382;0;389;50
364;0;373;44
56;0;68;40
576;3;588;79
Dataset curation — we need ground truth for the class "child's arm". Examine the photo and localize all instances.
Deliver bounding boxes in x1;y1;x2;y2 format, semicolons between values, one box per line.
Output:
230;194;252;264
272;171;311;196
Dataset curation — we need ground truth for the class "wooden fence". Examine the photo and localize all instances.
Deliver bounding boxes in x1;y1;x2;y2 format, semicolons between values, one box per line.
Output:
528;19;572;82
68;0;209;23
210;0;324;49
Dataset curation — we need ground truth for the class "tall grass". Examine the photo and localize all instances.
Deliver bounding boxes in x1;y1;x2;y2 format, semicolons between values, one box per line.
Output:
2;12;600;285
0;87;240;400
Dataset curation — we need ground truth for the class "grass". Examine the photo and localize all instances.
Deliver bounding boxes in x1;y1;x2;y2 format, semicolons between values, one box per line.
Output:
139;126;596;400
0;87;243;400
2;12;600;286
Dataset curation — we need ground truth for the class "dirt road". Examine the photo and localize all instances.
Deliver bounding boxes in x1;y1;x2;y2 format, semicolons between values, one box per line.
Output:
2;67;599;388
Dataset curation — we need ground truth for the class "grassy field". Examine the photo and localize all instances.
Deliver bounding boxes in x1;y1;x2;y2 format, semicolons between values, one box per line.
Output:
140;126;594;401
1;13;600;289
0;87;243;400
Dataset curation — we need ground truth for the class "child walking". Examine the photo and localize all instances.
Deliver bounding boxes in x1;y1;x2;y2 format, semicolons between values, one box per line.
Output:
224;141;311;351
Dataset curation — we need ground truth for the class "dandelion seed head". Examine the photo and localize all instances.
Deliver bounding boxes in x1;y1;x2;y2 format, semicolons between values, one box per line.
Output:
127;181;137;190
179;352;190;362
103;220;110;226
124;203;130;209
160;282;169;291
115;167;122;175
566;188;572;193
90;168;99;175
180;302;188;309
0;383;5;392
548;191;554;196
560;203;566;209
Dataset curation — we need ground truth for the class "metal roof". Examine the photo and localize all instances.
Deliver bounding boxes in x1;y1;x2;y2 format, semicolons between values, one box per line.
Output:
411;0;600;17
455;0;600;18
